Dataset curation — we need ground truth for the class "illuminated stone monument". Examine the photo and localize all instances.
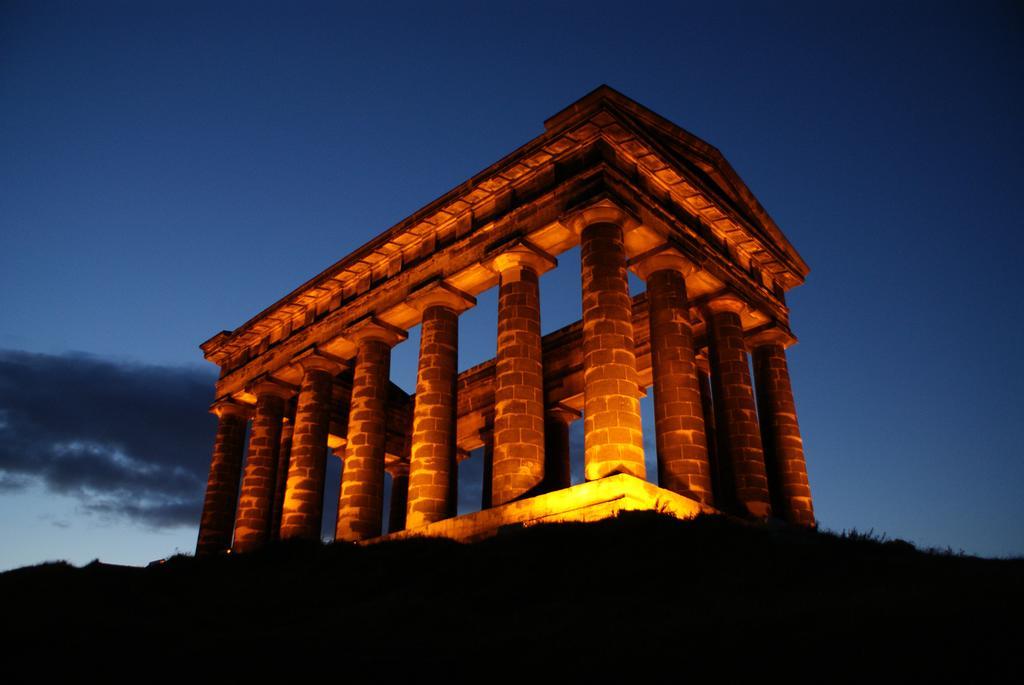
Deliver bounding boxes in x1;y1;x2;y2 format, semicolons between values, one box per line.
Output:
195;86;815;556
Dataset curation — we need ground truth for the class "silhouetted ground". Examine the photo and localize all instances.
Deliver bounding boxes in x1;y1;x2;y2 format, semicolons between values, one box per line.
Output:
2;513;1021;677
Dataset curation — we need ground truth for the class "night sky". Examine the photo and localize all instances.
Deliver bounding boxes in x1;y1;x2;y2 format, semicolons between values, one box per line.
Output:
2;1;1021;570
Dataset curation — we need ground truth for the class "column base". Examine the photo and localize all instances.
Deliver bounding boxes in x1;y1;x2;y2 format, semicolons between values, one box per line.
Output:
367;474;716;544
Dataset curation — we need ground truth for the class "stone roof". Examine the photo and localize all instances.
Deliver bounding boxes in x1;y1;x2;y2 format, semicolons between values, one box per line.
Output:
201;85;808;373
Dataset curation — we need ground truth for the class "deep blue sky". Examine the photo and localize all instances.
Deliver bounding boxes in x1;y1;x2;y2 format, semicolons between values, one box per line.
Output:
2;1;1021;569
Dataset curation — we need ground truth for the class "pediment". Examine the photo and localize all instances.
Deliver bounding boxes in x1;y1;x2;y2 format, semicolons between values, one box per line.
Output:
202;86;809;374
543;85;808;281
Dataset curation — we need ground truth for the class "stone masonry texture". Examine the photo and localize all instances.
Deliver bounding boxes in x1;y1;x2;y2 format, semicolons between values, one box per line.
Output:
232;392;286;552
647;268;713;505
270;413;294;541
198;91;821;542
491;266;546;505
697;368;722;506
196;407;248;556
753;343;815;526
706;309;772;518
406;305;459;528
280;367;334;540
336;339;392;541
580;222;645;480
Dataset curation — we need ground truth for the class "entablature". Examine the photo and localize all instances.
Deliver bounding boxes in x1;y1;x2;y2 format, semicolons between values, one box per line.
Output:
202;87;808;395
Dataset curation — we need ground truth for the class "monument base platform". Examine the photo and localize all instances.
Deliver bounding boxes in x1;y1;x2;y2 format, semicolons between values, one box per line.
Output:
371;473;716;544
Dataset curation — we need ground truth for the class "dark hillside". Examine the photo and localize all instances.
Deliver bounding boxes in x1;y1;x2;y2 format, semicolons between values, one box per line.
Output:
2;513;1020;677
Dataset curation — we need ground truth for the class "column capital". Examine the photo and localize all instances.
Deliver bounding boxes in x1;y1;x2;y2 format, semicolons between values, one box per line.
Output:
578;210;646;481
386;461;410;478
210;398;251;419
346;315;408;348
546;402;582;425
476;421;494;441
406;280;476;315
197;396;249;556
406;293;460;527
563;198;640;236
280;356;335;541
628;244;698;280
291;346;348;375
247;375;298;400
704;292;749;316
484;237;557;277
746;324;798;349
695;350;712;374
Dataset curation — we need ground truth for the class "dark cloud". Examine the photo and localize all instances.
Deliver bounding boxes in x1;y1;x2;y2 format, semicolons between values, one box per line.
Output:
0;350;218;529
0;349;621;537
0;472;33;493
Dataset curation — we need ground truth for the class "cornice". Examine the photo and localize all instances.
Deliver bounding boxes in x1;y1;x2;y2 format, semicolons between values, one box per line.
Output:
202;86;809;373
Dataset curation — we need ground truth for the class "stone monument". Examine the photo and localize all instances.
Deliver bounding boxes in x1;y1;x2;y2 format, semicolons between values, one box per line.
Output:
196;86;815;556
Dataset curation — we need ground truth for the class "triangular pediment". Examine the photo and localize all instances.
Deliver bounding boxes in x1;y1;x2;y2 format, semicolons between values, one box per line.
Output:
542;85;808;279
203;86;808;377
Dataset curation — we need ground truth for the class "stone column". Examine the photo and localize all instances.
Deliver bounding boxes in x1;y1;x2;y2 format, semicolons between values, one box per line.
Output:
336;318;406;542
704;295;771;519
405;283;475;529
632;247;712;505
696;357;721;507
543;404;579;492
570;203;645;481
196;400;250;556
386;462;410;533
233;379;294;553
280;351;344;541
750;329;815;527
270;407;294;541
486;240;557;505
